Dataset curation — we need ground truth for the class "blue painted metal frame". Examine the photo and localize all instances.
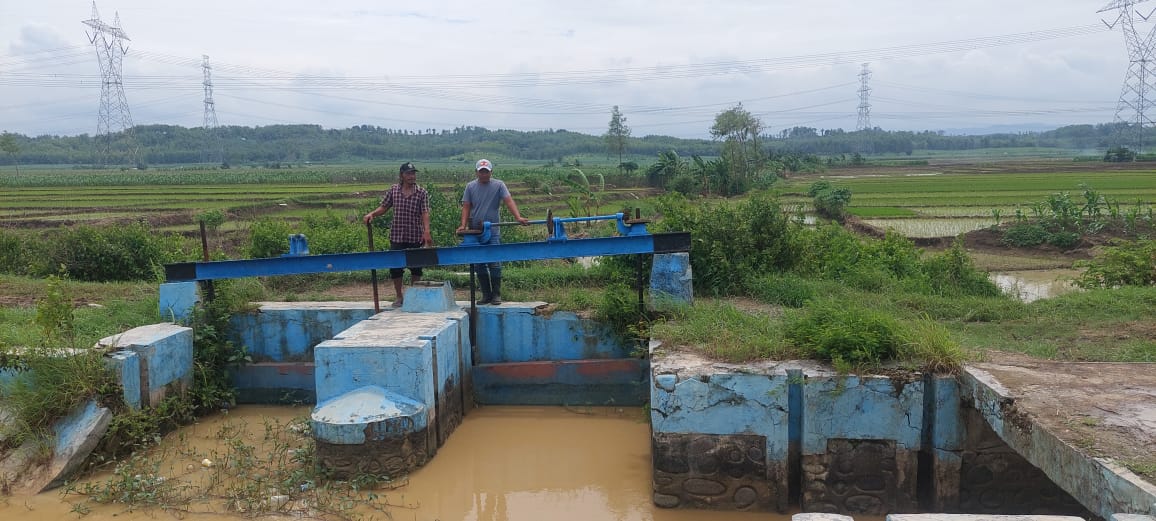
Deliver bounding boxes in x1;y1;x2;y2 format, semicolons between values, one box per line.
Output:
165;232;690;282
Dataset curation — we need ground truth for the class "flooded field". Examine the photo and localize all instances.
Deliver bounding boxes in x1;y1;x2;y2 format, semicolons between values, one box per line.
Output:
861;218;992;238
0;406;775;521
991;269;1082;303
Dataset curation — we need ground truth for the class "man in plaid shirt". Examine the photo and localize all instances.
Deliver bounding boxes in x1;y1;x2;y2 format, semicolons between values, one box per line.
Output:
363;162;433;307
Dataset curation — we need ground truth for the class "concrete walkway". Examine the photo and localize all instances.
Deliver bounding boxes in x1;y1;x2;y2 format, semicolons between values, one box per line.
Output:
960;353;1156;518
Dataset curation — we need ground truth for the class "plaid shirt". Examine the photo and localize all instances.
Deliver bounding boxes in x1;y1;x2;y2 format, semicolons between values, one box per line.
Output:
380;184;430;244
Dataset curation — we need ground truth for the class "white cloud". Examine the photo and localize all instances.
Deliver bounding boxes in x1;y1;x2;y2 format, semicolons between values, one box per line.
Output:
0;0;1144;138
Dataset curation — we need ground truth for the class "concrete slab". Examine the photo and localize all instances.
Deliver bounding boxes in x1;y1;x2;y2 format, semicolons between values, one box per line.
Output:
961;353;1156;518
1112;515;1156;521
794;514;855;521
887;516;1085;521
1;400;113;494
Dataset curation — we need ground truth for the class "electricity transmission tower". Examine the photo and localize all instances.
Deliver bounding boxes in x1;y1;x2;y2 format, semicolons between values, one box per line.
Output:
83;1;139;167
1100;0;1156;154
856;63;872;131
202;55;223;165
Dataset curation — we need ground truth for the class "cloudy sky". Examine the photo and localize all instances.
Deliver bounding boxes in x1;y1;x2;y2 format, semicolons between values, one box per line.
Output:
0;1;1147;139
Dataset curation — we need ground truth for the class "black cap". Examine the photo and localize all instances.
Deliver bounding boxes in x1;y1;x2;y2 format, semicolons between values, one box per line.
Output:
399;162;418;174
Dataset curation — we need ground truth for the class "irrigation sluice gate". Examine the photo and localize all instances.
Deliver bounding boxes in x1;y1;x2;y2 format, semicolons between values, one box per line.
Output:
158;212;693;480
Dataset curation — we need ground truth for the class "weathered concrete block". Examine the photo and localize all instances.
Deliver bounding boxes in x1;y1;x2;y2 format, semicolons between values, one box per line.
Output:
311;309;469;477
158;281;199;322
472;304;628;363
97;323;193;409
650;252;693;306
961;367;1156;518
400;281;456;313
649;350;809;512
1112;515;1156;521
1;400;113;493
887;516;1086;521
800;374;924;514
229;302;375;362
795;514;856;521
105;349;142;410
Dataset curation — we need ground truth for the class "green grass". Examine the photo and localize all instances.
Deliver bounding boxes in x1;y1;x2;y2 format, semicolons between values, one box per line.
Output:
846;207;918;218
651;300;793;362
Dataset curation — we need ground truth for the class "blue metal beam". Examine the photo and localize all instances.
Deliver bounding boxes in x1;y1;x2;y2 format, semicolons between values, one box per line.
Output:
165;232;690;282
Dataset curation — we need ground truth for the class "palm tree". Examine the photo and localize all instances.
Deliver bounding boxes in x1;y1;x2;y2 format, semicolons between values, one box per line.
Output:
646;150;685;188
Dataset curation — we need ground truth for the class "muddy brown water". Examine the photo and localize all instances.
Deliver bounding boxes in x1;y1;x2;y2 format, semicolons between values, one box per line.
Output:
990;269;1081;303
1;405;779;521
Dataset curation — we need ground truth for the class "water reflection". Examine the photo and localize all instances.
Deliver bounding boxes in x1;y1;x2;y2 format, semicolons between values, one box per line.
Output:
990;269;1081;303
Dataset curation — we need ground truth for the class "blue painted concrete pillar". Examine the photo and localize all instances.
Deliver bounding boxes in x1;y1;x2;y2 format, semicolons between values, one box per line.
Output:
159;281;199;322
401;281;457;313
650;252;693;306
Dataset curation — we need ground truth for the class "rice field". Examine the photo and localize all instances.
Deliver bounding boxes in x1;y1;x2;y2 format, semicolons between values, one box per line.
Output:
780;168;1156;235
3;163;1153;244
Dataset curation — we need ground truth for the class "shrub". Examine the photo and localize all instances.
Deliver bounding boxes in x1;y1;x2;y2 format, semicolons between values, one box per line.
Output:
595;283;646;344
1001;223;1049;247
194;209;227;231
1047;230;1081;249
666;174;700;197
809;181;852;221
1075;239;1156;288
31;222;179;281
300;211;364;254
920;239;1001;297
247;218;292;258
0;229;27;274
648;191;798;295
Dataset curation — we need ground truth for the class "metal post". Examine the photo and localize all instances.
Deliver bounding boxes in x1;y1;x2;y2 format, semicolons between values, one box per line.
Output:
199;220;215;302
468;263;477;361
366;222;380;313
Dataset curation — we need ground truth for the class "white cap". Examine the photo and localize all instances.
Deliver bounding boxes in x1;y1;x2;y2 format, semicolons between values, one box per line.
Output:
475;158;493;172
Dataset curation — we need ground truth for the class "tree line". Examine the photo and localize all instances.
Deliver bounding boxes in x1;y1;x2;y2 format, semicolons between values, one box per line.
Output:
0;120;1136;168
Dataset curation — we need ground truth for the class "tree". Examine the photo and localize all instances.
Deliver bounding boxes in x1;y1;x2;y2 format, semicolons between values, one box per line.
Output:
710;104;763;195
604;106;631;170
0;132;19;175
646;150;685;188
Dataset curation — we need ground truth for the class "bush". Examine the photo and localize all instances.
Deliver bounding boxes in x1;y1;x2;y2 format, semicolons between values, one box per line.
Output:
649;191;798;295
0;229;27;274
666;174;699;197
1075;239;1156;288
1001;223;1049;247
809;181;852;221
247;218;292;258
194;209;227;231
300;211;364;254
920;239;1001;297
30;222;181;281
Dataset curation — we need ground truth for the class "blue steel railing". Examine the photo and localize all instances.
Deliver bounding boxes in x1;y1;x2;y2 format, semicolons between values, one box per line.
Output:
165;213;689;283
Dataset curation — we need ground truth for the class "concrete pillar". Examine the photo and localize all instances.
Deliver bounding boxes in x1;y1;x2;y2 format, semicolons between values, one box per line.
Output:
158;281;199;322
650;252;693;306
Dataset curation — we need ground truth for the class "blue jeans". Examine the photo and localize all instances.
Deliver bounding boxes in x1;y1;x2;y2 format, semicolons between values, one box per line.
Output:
473;235;501;279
